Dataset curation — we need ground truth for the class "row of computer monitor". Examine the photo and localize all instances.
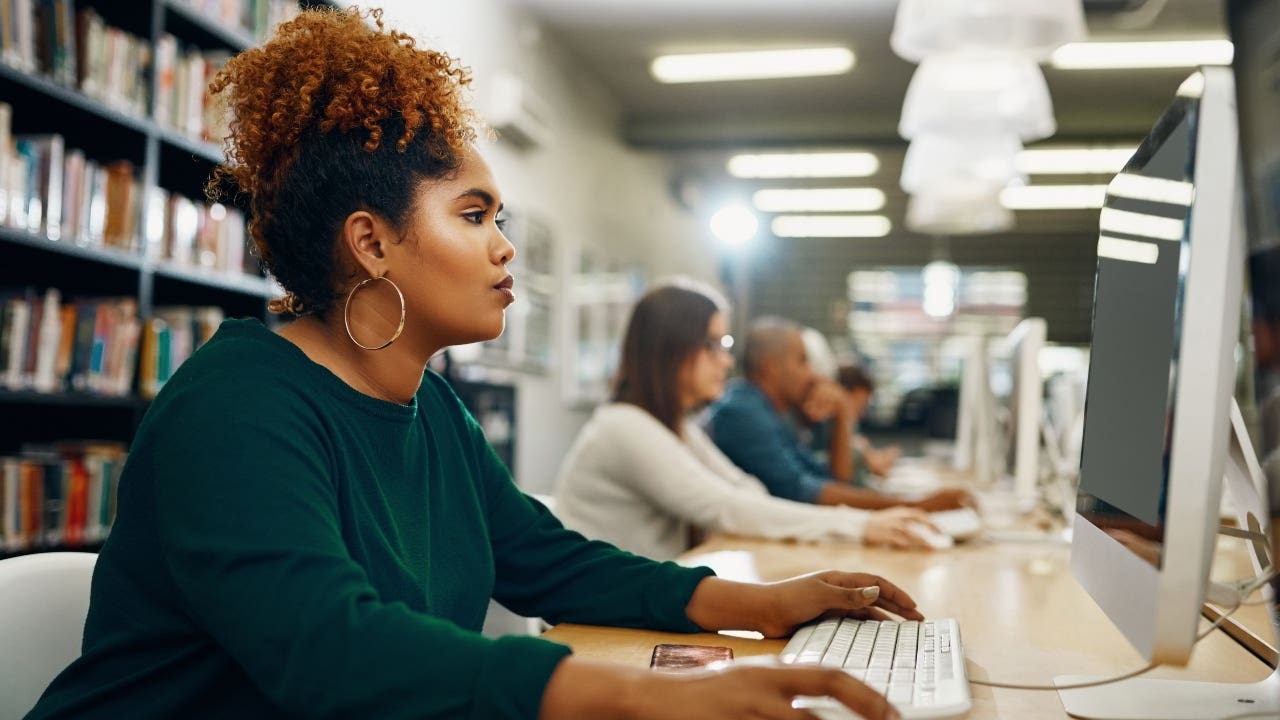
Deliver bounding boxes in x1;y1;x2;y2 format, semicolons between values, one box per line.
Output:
951;67;1275;716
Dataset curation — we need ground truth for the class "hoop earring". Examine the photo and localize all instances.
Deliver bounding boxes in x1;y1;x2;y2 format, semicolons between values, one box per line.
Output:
343;275;406;351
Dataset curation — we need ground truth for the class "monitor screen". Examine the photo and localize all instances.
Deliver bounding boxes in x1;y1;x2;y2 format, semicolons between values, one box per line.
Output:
1075;105;1196;570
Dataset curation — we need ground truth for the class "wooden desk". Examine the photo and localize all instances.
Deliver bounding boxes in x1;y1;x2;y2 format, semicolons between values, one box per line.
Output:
544;534;1274;720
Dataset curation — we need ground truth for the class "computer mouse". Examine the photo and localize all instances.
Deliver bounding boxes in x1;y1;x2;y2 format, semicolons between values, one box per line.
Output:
905;521;954;550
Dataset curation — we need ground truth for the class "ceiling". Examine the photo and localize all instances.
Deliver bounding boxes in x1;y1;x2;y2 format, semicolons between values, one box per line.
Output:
503;0;1230;344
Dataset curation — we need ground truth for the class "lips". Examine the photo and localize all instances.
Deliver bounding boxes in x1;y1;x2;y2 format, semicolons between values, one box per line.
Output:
494;275;516;304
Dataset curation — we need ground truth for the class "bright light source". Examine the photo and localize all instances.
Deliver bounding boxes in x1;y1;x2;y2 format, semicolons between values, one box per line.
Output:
1000;184;1108;210
771;215;892;238
709;205;759;247
751;187;885;213
1015;147;1135;175
1050;40;1233;70
922;260;960;319
721;335;735;351
1098;208;1185;241
727;151;879;179
1097;235;1159;265
651;47;854;84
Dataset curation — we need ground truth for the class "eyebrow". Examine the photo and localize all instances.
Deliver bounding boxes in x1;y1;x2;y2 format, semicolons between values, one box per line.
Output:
455;188;504;213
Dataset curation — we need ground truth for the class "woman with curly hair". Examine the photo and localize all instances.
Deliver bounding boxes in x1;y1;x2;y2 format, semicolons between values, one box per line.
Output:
27;8;912;720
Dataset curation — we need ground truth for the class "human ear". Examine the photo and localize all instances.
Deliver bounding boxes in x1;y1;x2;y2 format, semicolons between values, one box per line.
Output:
340;210;390;279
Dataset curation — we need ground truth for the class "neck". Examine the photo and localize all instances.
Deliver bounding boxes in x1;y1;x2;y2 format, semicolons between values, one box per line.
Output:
280;314;434;405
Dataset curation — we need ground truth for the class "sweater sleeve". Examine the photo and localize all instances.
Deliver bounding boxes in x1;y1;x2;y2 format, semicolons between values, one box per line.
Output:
708;399;833;503
456;400;714;631
595;407;868;543
149;373;569;720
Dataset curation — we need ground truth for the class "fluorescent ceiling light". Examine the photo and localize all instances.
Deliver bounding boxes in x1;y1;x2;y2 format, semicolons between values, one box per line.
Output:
727;152;879;179
1097;235;1159;265
771;215;891;238
1108;173;1194;206
1015;147;1135;175
651;47;854;83
1098;208;1184;241
751;188;886;213
1050;40;1233;70
1000;184;1108;210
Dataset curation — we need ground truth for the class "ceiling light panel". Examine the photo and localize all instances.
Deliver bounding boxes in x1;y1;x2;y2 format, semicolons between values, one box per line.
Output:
1050;40;1233;70
771;215;892;238
651;47;855;83
727;152;879;179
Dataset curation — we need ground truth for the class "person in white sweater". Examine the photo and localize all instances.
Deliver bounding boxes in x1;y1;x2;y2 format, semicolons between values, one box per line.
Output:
553;280;935;560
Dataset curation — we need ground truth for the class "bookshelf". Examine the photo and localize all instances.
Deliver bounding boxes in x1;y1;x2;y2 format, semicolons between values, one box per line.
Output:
0;0;337;557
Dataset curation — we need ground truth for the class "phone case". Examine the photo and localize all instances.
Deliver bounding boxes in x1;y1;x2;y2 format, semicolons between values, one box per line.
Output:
648;643;734;672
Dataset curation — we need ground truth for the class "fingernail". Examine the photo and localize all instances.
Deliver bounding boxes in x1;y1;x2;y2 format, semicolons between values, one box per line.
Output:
861;586;880;600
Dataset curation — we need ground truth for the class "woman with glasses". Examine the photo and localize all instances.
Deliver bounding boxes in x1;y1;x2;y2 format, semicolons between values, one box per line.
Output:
554;280;936;560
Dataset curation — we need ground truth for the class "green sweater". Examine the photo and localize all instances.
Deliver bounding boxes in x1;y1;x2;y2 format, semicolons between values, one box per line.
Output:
28;319;713;719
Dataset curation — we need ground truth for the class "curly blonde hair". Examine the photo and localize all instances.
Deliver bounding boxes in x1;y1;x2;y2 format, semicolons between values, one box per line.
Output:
207;6;477;316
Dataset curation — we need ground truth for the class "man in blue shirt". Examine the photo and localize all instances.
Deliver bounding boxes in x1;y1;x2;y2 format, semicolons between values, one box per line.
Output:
706;317;970;511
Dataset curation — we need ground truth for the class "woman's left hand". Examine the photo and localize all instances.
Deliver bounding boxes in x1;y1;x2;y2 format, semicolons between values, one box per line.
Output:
685;572;923;639
751;571;924;638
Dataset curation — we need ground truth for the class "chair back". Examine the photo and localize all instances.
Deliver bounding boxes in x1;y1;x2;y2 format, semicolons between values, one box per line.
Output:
0;552;97;720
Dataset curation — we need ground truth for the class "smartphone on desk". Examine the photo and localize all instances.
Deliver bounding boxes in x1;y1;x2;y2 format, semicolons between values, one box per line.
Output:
649;643;733;672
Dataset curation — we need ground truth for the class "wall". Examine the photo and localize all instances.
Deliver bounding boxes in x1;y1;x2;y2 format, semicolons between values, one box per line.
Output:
345;1;719;492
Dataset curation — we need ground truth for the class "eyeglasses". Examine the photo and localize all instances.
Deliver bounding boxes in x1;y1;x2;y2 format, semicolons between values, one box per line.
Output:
702;334;735;354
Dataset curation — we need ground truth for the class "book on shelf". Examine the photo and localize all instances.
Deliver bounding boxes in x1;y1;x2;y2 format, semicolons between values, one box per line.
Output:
0;113;143;252
73;8;151;117
147;188;248;274
139;304;223;398
13;132;63;239
176;0;303;44
33;0;77;88
154;36;232;143
0;440;127;554
0;289;140;397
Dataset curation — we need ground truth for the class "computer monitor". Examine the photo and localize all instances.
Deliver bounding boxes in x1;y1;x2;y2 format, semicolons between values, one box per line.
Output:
952;335;997;484
1002;317;1046;509
1058;67;1278;717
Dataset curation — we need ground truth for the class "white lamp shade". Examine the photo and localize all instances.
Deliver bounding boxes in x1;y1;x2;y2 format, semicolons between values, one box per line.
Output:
906;181;1015;235
900;132;1025;194
891;0;1086;62
899;54;1056;141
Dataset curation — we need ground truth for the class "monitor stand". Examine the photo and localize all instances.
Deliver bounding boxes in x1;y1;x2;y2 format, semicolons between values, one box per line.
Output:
1056;400;1278;719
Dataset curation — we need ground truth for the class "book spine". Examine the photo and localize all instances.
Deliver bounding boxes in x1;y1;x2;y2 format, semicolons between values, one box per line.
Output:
32;286;60;391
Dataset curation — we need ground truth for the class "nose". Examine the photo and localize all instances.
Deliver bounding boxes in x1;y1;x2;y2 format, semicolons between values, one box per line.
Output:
494;226;516;265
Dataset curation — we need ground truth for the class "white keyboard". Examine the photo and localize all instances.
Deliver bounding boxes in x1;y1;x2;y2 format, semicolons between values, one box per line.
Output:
779;617;971;719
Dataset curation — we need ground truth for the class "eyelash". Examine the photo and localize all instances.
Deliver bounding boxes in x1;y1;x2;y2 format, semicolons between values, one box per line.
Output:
464;211;508;231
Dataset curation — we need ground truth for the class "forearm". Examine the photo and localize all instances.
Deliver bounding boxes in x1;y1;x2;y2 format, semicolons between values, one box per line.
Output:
540;657;648;720
684;576;773;633
816;482;901;510
827;415;855;483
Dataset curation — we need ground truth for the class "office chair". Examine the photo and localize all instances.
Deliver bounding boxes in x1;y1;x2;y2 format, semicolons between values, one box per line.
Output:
0;552;97;720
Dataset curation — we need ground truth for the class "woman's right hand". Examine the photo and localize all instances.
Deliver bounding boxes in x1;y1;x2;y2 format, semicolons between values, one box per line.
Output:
633;659;899;720
863;507;938;549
